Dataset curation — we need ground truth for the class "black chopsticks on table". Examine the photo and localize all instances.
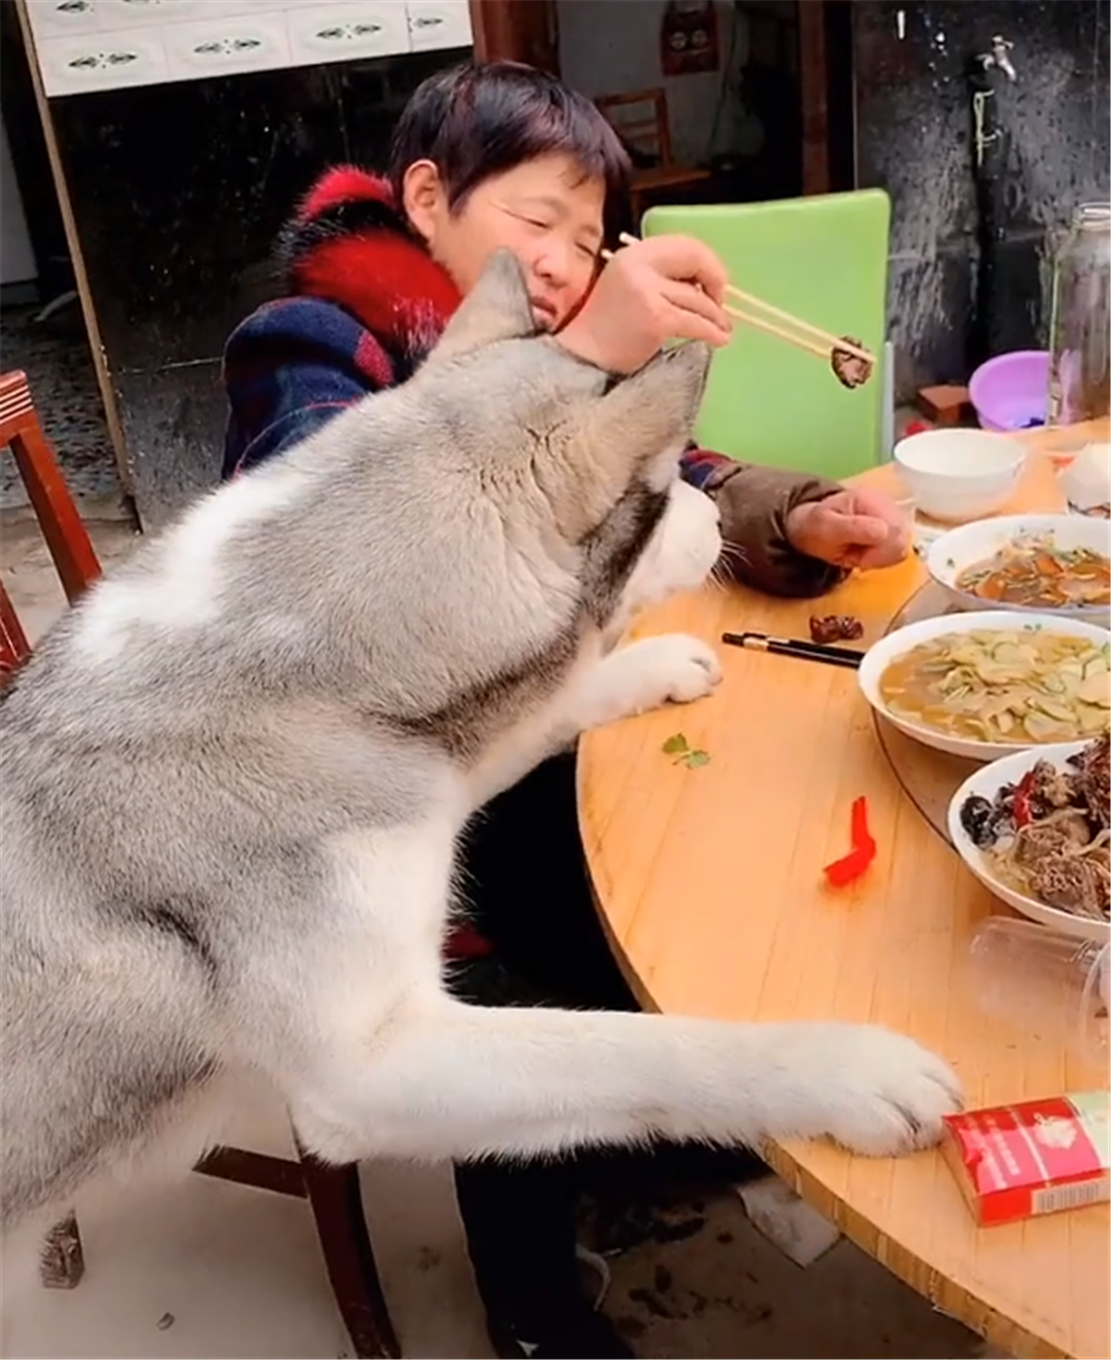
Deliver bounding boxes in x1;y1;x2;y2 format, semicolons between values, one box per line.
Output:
721;631;864;670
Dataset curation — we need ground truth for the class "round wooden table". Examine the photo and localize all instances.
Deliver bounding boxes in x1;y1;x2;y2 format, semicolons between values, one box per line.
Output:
578;420;1110;1360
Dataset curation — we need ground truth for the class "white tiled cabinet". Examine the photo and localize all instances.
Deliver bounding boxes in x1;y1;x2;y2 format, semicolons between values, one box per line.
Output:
285;4;414;67
21;0;474;96
406;0;471;52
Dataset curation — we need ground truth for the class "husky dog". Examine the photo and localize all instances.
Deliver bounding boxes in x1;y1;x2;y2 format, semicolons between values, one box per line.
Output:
0;253;959;1297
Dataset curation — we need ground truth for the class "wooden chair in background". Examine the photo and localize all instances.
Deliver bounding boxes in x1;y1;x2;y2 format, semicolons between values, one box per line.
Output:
0;368;399;1357
595;87;711;226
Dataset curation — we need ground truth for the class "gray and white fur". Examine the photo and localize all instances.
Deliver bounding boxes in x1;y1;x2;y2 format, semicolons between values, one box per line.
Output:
0;253;960;1316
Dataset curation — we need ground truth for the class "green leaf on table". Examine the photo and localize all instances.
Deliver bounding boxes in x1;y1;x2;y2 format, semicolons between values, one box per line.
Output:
662;732;689;755
683;749;711;768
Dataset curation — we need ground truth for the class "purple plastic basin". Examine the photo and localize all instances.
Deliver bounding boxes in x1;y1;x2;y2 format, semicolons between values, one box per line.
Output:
968;350;1050;432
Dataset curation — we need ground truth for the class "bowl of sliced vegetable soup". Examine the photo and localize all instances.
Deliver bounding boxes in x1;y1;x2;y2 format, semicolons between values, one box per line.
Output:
859;611;1111;761
926;514;1111;625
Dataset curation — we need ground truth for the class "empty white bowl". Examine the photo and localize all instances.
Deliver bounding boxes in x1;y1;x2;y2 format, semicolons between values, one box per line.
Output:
948;742;1110;944
893;428;1026;523
858;609;1111;761
926;513;1111;625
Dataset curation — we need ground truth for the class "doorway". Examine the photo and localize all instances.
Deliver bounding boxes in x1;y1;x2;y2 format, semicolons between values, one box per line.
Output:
473;0;856;211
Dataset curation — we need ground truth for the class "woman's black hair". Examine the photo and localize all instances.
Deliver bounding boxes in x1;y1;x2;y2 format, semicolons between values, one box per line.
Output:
388;61;632;242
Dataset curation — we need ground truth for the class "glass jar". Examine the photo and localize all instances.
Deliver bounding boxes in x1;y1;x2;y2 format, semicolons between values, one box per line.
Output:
1047;203;1111;426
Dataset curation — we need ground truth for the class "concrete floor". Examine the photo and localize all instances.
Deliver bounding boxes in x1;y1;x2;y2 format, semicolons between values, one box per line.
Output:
1;514;1001;1360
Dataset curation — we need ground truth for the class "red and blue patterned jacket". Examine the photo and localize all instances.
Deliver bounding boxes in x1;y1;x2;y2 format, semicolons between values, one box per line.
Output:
222;167;842;597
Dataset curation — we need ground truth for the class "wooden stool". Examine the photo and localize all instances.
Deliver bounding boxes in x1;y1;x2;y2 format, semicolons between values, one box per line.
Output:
1;369;399;1356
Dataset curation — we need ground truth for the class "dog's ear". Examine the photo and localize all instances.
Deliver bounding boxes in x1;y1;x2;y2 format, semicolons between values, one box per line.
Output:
537;342;713;542
426;249;538;365
584;342;712;478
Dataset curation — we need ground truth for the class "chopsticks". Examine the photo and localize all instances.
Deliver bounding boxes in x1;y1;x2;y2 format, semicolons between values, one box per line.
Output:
606;231;875;369
721;630;864;670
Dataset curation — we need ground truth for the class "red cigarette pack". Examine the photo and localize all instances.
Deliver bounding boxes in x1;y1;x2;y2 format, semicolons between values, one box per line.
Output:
943;1092;1110;1226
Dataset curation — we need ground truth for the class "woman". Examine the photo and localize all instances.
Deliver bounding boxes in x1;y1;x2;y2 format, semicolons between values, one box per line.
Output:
223;61;908;1359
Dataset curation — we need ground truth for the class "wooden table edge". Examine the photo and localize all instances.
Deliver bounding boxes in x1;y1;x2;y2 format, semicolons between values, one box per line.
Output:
576;418;1110;1360
577;854;1062;1360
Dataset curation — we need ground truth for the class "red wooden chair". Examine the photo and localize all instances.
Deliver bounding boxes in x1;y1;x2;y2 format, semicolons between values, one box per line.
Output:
1;369;399;1357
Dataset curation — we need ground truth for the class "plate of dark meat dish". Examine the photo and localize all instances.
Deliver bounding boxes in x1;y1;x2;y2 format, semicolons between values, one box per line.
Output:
948;733;1110;943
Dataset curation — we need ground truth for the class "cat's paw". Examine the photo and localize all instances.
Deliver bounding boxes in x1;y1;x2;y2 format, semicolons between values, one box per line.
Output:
778;1024;962;1157
618;633;722;712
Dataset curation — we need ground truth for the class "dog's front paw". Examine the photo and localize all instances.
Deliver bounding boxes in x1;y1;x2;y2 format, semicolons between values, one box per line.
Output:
779;1024;962;1157
620;633;723;712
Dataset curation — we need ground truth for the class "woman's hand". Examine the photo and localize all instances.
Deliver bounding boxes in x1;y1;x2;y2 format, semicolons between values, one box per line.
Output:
785;489;912;570
556;235;733;374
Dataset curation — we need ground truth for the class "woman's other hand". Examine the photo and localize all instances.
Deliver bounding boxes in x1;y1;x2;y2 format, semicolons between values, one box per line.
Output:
785;488;912;570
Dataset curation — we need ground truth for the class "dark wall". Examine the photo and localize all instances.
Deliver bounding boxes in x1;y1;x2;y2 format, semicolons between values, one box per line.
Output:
852;0;1110;401
47;51;464;529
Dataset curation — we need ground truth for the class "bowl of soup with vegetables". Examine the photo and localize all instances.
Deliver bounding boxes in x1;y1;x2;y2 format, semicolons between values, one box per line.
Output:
858;611;1111;761
926;514;1111;624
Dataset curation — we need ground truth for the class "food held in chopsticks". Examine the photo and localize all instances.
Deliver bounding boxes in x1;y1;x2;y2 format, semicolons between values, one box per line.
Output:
809;614;864;644
829;335;874;390
954;531;1111;609
612;232;876;387
878;629;1111;745
958;734;1110;921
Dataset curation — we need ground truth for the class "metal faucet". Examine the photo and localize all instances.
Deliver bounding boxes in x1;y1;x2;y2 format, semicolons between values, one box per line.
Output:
977;34;1017;81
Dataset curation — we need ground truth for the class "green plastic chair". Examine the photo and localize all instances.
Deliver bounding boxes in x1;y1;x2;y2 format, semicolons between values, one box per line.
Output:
643;191;891;479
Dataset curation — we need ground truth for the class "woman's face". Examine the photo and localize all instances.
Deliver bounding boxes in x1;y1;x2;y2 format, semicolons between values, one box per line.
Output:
402;153;606;330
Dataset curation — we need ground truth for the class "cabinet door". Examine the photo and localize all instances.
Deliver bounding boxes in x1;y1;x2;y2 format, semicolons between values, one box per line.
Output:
407;0;471;52
285;4;411;66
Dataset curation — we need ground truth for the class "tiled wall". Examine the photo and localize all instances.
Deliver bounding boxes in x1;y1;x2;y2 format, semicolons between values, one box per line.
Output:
24;0;471;96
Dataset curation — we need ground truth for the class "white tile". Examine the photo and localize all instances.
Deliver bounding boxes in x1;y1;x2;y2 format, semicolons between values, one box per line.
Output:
95;0;262;30
22;0;102;43
405;0;471;52
162;10;291;82
3;1150;492;1359
359;1160;493;1359
5;1174;347;1360
35;27;170;96
284;3;411;67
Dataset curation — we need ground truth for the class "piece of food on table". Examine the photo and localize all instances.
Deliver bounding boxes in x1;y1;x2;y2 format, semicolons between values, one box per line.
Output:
823;795;876;887
954;531;1111;609
809;614;864;645
830;335;873;389
943;1092;1110;1226
879;629;1110;745
958;733;1110;922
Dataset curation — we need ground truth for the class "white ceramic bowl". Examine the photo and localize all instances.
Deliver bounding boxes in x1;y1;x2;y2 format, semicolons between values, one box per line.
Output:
926;513;1111;625
858;610;1111;761
947;742;1110;945
893;428;1026;523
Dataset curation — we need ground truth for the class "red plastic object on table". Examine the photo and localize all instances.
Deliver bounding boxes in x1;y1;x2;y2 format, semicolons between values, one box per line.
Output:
823;796;877;887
